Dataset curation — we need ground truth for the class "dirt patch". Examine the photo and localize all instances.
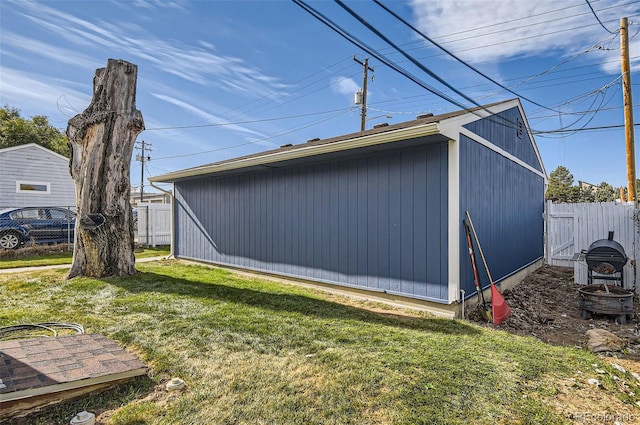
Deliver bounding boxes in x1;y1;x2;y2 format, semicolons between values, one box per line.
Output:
470;265;640;360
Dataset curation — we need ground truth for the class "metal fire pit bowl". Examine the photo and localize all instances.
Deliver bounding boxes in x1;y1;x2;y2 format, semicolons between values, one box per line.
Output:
578;284;634;324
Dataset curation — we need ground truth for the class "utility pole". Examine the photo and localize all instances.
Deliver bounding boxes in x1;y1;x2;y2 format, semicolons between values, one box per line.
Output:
135;140;152;203
621;17;636;205
353;56;374;131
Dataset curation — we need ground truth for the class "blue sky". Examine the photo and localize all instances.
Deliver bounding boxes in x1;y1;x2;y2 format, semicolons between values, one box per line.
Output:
1;0;639;191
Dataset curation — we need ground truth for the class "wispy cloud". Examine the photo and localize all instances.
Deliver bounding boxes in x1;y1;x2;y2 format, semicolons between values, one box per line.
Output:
8;1;290;99
331;76;359;96
17;2;131;49
137;116;217;156
150;93;266;138
131;0;186;11
0;67;91;124
0;31;96;69
409;0;638;71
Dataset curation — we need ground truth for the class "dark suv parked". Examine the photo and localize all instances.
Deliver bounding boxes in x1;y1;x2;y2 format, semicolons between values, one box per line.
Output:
0;207;75;249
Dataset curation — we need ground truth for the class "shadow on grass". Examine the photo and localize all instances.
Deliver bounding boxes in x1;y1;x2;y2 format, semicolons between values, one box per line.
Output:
105;270;480;336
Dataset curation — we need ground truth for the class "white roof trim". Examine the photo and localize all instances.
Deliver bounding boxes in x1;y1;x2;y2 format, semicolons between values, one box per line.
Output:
150;122;441;182
439;98;546;180
0;143;70;162
459;128;546;179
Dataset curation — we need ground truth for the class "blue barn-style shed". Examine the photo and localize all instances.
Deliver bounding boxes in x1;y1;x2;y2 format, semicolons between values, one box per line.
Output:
151;99;547;317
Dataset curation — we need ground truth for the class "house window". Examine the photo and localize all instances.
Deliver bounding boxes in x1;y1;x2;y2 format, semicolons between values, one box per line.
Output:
16;181;51;194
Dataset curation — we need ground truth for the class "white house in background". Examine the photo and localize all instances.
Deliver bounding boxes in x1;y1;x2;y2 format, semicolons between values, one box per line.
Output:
0;143;75;208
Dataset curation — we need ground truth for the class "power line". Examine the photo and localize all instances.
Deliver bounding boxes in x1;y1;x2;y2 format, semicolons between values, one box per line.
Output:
370;64;626;120
152;109;350;161
221;59;359;120
148;51;635;134
428;54;638;95
144;107;351;131
292;0;477;113
533;122;640;135
216;55;353;121
150;3;635;140
404;22;619;67
416;0;632;43
331;0;626;128
386;7;639;67
295;0;537;137
331;0;491;111
372;0;558;113
585;0;616;34
370;1;600;58
141;70;620;135
354;2;636;77
527;75;622;122
370;60;625;106
409;2;634;50
479;35;617;96
529;103;640;120
142;2;634;151
537;88;614;137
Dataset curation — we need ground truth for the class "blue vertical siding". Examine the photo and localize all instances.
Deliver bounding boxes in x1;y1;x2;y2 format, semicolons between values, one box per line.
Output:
463;107;542;172
173;142;450;302
459;133;544;296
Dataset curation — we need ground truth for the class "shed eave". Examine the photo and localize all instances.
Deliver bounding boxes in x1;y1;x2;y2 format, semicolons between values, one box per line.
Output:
150;122;441;182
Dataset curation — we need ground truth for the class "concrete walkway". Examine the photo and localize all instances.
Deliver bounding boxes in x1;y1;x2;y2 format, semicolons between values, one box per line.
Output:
0;256;168;274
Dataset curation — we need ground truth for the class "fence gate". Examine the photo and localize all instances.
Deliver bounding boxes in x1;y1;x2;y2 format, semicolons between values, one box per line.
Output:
545;200;640;291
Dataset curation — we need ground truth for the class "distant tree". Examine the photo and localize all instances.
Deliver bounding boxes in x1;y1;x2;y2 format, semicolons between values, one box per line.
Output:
594;182;616;202
545;166;578;203
0;105;69;157
578;186;595;202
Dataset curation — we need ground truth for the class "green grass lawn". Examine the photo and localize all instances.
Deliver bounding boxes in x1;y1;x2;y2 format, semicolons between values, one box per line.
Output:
1;260;637;424
0;246;170;269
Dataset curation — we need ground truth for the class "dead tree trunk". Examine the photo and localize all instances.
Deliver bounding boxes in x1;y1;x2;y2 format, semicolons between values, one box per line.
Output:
66;59;144;279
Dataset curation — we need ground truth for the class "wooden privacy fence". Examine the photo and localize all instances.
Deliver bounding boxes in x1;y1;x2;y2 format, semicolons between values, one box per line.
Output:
545;200;639;291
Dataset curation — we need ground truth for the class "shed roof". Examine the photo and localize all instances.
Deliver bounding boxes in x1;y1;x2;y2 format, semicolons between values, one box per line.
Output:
150;99;522;183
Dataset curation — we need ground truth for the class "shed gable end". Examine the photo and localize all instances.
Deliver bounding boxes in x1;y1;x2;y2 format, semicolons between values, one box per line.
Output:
463;107;542;172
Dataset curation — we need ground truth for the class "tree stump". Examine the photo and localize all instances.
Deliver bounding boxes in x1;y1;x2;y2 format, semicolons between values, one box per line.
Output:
66;59;144;278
